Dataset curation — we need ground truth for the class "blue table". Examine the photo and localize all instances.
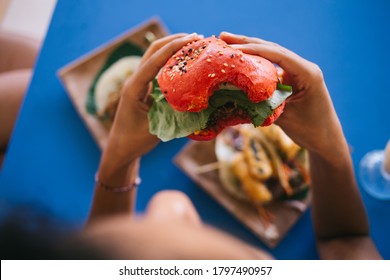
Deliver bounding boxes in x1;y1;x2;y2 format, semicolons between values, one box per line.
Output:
1;0;389;259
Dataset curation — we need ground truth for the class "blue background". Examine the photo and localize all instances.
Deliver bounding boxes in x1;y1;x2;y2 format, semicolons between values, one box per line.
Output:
1;0;389;259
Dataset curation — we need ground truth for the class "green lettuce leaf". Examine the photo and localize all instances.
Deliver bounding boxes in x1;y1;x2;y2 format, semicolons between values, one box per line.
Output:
208;89;291;127
148;82;292;142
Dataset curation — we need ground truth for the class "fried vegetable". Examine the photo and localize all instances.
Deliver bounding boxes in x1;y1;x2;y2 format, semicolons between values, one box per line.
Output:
231;153;272;204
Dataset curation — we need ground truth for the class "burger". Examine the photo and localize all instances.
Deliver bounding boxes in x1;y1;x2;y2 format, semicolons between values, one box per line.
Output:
148;36;293;141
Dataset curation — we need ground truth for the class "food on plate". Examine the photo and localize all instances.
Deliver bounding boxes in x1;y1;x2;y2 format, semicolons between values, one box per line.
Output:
215;124;310;216
148;36;293;142
94;56;142;128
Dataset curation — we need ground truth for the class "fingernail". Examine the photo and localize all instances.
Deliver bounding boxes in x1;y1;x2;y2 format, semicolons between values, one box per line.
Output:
187;32;204;40
193;32;204;37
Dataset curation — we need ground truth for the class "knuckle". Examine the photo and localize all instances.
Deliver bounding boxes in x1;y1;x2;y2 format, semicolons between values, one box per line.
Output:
149;37;163;48
309;63;324;81
167;37;182;50
241;36;250;43
249;36;262;44
167;37;188;54
163;42;178;57
277;46;288;55
145;43;159;56
246;43;257;50
263;39;280;48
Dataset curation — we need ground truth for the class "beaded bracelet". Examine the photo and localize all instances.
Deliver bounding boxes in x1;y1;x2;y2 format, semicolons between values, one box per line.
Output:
95;173;141;192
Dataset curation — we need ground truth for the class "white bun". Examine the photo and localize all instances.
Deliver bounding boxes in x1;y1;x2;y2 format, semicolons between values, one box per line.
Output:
95;56;142;115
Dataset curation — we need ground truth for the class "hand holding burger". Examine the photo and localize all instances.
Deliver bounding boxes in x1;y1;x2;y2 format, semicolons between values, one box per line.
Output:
219;32;346;162
149;36;292;141
97;33;203;188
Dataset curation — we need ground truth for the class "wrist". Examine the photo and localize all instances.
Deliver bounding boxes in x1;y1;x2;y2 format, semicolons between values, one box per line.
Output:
306;108;350;165
95;172;141;192
97;154;140;190
102;130;141;166
308;135;351;169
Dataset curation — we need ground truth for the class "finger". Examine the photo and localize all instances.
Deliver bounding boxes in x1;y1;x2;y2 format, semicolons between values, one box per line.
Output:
135;33;203;88
142;82;153;104
280;69;294;87
230;43;313;79
220;31;268;45
221;32;315;80
140;33;189;66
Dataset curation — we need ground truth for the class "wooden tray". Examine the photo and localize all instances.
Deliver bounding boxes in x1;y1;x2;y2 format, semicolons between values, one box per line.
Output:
174;140;311;248
58;18;168;150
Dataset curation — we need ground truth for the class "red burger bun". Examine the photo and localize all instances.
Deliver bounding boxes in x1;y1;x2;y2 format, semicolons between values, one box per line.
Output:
158;36;278;113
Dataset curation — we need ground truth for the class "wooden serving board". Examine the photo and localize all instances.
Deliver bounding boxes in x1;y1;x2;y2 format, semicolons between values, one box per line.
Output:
174;140;311;248
58;18;168;150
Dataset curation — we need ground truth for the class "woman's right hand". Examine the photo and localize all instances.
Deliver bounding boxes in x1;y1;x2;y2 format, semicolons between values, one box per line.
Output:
104;33;202;167
96;33;202;191
220;32;347;161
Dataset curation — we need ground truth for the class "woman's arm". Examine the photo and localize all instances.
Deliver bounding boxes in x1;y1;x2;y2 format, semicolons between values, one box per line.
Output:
220;32;381;259
307;122;381;259
86;33;203;225
87;157;139;224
